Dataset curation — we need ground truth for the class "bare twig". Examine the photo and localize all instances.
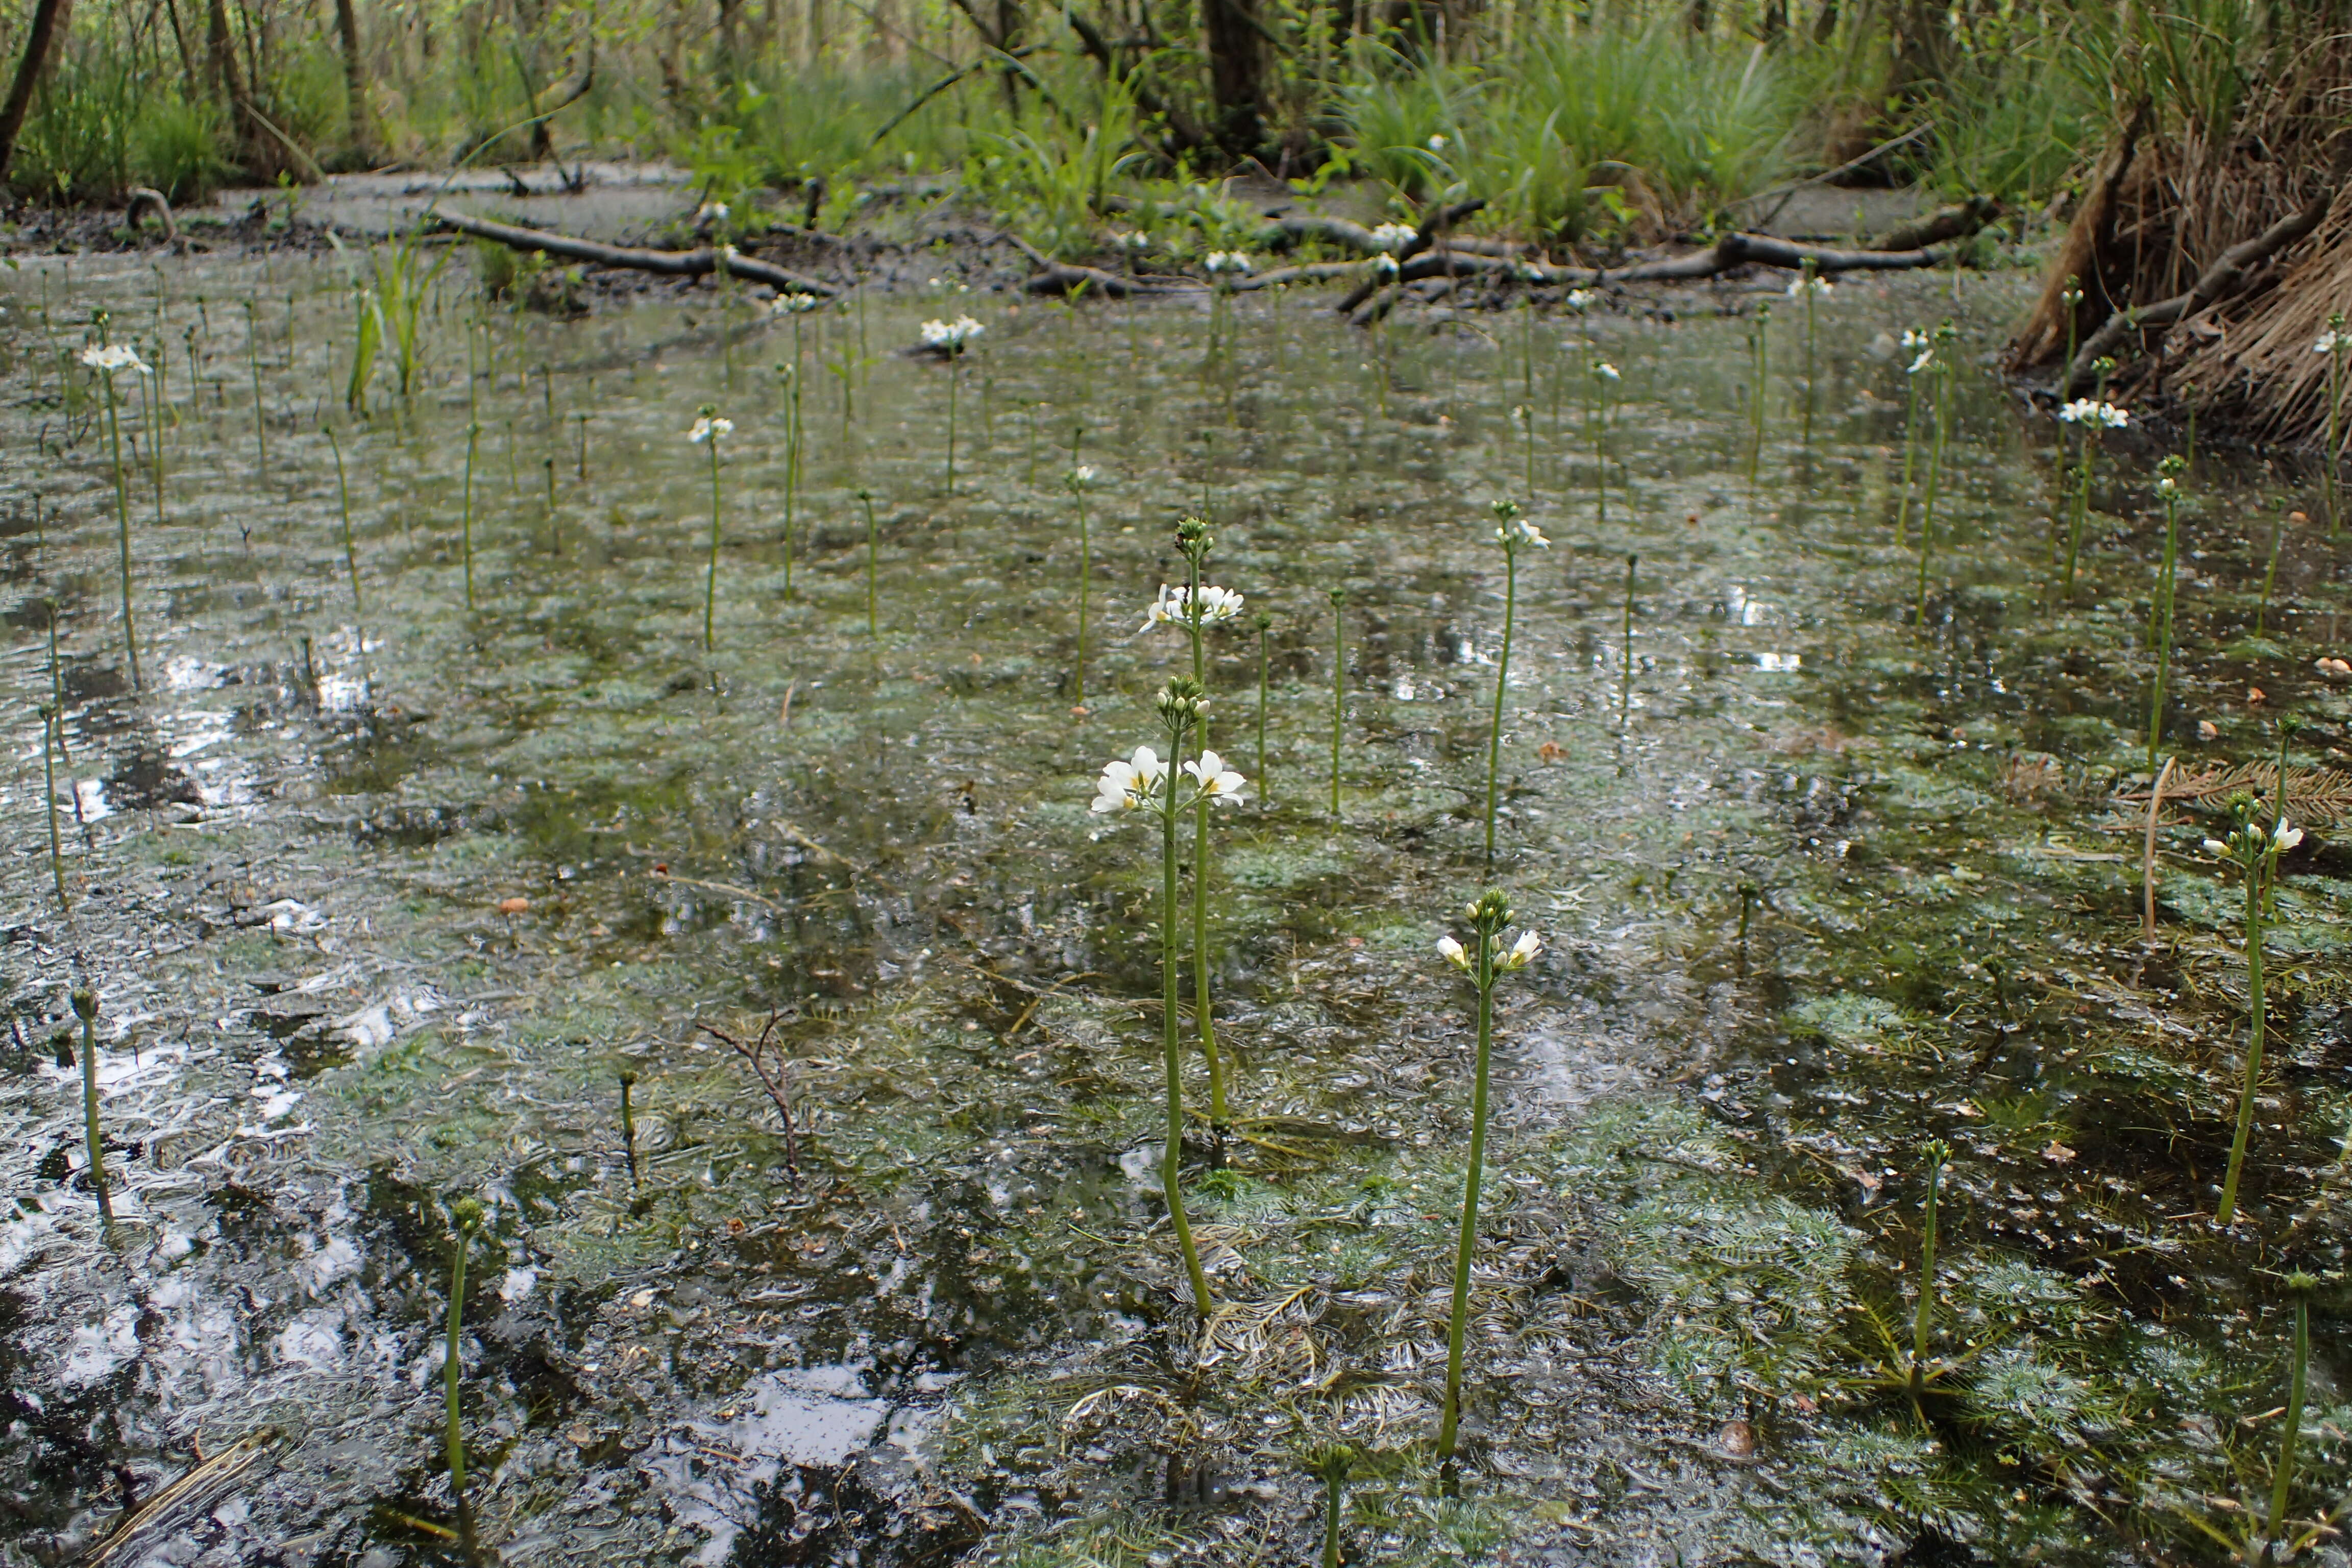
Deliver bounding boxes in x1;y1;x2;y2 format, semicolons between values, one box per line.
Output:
703;1013;803;1186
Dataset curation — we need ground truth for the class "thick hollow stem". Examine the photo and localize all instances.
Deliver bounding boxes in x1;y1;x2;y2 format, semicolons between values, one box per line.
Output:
1437;932;1496;1462
2218;865;2267;1223
80;1009;111;1221
103;378;142;690
1161;792;1212;1317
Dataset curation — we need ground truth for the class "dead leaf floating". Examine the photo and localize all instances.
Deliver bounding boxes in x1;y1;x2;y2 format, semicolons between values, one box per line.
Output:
496;897;530;915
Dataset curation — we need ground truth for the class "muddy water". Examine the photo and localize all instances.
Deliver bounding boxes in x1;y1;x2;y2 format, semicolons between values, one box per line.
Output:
4;252;2351;1567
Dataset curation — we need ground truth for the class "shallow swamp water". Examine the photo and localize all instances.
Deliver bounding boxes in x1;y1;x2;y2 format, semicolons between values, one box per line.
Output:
6;246;2352;1567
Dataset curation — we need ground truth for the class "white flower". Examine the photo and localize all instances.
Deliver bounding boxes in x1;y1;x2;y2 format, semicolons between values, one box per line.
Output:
1498;929;1543;970
770;292;822;315
79;344;150;375
718;241;740;261
1368;222;1416;252
696;200;730;223
2273;820;2304;853
1068;464;1096;487
2316;331;2341;354
1373;254;1400;277
2203;838;2230;857
1516;261;1547;282
1907;350;1934;375
1437;935;1469;970
2157;476;2178;496
2059;399;2129;429
1497;516;1550;549
920;315;984;350
688;414;734;444
1591;361;1620;382
1205;251;1254;275
1089;746;1167;814
1426;134;1449;153
1564;288;1597;312
1141;583;1243;632
1181;749;1246;802
1786;275;1833;298
1111;230;1150;251
1900;327;1929;350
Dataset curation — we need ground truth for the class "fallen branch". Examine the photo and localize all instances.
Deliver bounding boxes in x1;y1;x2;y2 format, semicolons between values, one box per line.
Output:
2060;188;2338;395
431;208;841;297
1005;231;1199;297
125;187;179;246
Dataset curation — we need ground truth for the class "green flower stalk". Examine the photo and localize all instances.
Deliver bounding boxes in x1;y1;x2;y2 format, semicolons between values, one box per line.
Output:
921;315;983;495
461;420;481;612
1329;586;1347;819
2147;456;2186;773
2259;503;2288;637
1068;465;1097;707
1747;302;1771;488
1620;554;1638;731
1909;1138;1951;1393
2268;1272;2317;1560
444;1197;484;1495
1894;328;1931;547
243;301;268;478
2049;278;2085;563
2210;804;2301;1224
1142;525;1246;1129
619;1070;640;1187
1789;264;1830;447
2319;316;2346;538
690;407;734;653
73;985;111;1222
1087;681;1248;1317
1435;891;1543;1461
80;342;151;690
860;488;880;639
2269;717;2301;921
326;425;366;662
1253;610;1273;800
1484;501;1549;868
1306;1442;1356;1568
1914;322;1957;627
1589;360;1619;528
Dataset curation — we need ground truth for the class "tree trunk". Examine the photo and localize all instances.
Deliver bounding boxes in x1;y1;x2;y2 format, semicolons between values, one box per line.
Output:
0;0;70;183
1204;0;1264;154
334;0;369;157
162;0;201;101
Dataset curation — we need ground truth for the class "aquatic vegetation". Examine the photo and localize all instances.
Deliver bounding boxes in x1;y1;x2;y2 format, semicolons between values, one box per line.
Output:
1088;680;1246;1316
1791;263;1829;443
1483;500;1546;867
860;487;880;638
2208;805;2300;1223
461;420;482;611
1434;891;1541;1462
1619;553;1637;730
1587;360;1618;527
325;425;367;662
80;338;149;690
2057;378;2127;597
1747;302;1770;487
1253;610;1273;798
2148;455;2186;771
690;407;734;652
618;1069;640;1186
1328;586;1347;818
1907;1139;1949;1397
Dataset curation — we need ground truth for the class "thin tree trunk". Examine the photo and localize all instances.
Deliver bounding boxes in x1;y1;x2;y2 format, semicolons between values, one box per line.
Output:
1203;0;1263;154
334;0;369;156
163;0;201;100
0;0;72;183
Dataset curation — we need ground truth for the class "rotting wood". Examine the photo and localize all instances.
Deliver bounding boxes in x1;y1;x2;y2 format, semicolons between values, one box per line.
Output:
431;208;841;298
126;187;179;246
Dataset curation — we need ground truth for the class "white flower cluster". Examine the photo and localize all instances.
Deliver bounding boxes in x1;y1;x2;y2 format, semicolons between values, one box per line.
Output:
1564;288;1598;312
1496;516;1550;549
1786;275;1833;299
1373;254;1401;277
1067;464;1096;488
1204;251;1254;275
770;292;822;315
2206;819;2302;860
79;344;151;375
920;315;984;350
1590;361;1620;382
1899;328;1933;375
1437;929;1542;971
1111;230;1150;252
1368;222;1417;252
2058;399;2129;428
688;414;734;444
2157;476;2179;496
1088;745;1245;813
1141;582;1244;632
2316;330;2343;354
